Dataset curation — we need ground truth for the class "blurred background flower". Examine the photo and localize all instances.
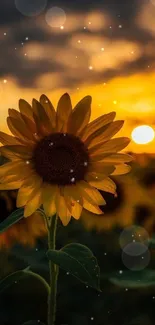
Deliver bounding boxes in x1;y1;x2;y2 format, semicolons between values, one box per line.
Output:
81;170;155;234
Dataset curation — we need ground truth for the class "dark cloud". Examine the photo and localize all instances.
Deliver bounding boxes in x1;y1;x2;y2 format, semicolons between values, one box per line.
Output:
48;0;139;19
0;0;22;25
1;0;155;89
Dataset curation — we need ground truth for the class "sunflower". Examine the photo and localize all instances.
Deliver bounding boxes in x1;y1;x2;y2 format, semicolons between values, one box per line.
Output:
0;189;46;248
81;173;155;232
0;93;132;226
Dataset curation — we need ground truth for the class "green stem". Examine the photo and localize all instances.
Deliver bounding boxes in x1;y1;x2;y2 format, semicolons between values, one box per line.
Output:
47;214;59;325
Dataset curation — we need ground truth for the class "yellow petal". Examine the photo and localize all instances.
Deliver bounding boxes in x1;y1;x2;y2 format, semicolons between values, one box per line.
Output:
19;99;34;120
64;185;83;206
21;114;37;134
98;120;124;141
0;145;33;160
85;166;115;182
0;147;19;161
88;161;116;174
90;137;131;158
112;164;131;175
0;131;22;146
84;123;111;148
101;153;133;164
11;111;36;139
32;99;52;135
0;181;23;190
63;189;73;213
56;93;72;132
87;120;124;149
83;200;103;214
17;177;42;208
8;109;21;119
78;180;106;205
67;96;91;135
80;112;116;142
42;184;57;217
24;189;42;217
40;94;56;129
88;177;116;194
0;160;27;177
22;173;42;187
0;168;34;184
7;116;35;142
71;201;83;220
56;191;71;226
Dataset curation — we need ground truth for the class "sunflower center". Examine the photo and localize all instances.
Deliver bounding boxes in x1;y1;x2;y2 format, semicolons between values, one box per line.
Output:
33;133;89;185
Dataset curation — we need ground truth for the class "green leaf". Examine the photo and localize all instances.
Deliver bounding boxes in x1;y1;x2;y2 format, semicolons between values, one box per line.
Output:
0;208;24;233
110;269;155;288
22;321;45;325
47;243;100;291
0;267;50;294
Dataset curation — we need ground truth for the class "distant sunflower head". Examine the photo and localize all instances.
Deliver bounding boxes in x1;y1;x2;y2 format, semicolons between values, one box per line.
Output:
0;190;46;249
0;93;132;225
81;174;155;232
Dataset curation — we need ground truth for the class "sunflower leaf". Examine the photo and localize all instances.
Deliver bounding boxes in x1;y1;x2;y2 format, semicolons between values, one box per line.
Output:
22;321;46;325
0;268;50;294
109;269;155;288
47;243;100;291
0;208;24;233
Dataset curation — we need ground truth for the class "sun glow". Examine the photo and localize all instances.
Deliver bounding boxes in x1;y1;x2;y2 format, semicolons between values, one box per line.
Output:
131;125;155;144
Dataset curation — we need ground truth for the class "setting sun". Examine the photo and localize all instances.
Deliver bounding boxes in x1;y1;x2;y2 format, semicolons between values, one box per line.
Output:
131;125;155;144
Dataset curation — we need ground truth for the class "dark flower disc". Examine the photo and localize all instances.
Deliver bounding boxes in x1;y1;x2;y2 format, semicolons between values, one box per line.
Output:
33;133;89;185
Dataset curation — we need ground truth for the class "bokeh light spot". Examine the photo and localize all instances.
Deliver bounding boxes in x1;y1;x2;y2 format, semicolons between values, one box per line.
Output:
119;225;149;249
122;248;150;271
15;0;47;17
131;125;154;144
45;7;66;28
123;242;148;256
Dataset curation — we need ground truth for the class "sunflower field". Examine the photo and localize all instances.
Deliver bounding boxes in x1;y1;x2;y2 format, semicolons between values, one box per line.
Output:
0;95;154;325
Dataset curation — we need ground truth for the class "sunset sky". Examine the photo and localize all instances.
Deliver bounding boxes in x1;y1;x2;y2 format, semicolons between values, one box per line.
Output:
1;0;155;153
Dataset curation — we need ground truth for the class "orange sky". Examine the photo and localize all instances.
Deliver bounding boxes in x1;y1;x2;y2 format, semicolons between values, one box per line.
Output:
1;71;155;153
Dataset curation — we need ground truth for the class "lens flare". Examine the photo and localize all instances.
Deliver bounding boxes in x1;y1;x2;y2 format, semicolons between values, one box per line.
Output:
131;125;155;144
